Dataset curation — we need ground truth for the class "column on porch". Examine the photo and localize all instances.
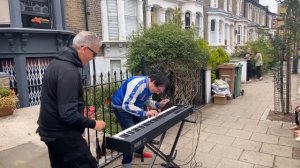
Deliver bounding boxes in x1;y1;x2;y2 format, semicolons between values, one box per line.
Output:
216;20;220;45
205;68;212;104
208;20;211;45
146;5;152;28
221;21;225;45
117;0;126;40
101;0;109;41
137;0;144;27
159;8;166;24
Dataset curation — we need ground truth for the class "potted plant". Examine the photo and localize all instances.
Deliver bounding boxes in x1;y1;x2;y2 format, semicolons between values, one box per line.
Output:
31;17;51;29
0;87;18;117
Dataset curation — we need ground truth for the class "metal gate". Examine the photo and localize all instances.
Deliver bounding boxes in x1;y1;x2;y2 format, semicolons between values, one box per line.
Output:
26;57;52;106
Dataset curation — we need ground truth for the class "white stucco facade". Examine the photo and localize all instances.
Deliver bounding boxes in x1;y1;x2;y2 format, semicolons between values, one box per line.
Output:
206;0;249;53
91;0;143;80
147;0;204;38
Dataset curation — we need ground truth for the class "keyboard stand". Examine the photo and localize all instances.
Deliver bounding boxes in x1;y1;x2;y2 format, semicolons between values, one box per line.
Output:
146;120;186;168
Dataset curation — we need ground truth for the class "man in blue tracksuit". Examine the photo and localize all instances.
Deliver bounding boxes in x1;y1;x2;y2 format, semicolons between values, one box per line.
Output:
112;73;170;168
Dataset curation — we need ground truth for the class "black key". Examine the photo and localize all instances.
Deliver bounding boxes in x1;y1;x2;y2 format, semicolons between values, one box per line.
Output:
127;131;135;134
120;133;130;138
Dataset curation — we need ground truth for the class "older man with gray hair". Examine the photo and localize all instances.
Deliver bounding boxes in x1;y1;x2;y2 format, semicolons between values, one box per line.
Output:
37;31;105;168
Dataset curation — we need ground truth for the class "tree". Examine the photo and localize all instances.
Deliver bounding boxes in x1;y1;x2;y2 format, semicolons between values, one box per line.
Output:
275;0;300;114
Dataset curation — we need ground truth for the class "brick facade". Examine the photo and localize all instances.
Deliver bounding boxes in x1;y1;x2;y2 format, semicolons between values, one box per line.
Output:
64;0;86;33
86;0;102;40
64;0;102;40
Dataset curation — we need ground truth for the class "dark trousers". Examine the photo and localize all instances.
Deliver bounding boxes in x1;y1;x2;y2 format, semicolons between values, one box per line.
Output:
255;66;262;79
295;111;299;126
113;108;144;164
246;60;252;81
44;136;97;168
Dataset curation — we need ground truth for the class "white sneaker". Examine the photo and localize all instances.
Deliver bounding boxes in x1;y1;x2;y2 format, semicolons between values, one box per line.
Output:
259;77;263;80
296;136;300;142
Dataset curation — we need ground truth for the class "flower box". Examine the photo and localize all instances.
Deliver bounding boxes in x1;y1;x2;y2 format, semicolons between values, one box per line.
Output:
31;22;51;29
0;88;18;117
0;107;14;117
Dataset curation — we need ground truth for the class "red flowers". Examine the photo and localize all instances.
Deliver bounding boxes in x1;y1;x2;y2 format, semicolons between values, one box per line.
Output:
31;17;49;24
83;106;95;119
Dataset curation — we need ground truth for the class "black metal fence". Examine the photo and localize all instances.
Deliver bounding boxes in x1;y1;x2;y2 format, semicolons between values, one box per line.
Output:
82;70;130;167
82;68;206;167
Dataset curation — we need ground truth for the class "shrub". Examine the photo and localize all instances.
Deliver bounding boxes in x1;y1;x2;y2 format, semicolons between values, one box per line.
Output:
0;87;18;117
127;23;209;105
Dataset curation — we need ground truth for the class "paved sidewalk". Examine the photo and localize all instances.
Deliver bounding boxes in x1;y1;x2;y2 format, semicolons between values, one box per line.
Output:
1;74;300;168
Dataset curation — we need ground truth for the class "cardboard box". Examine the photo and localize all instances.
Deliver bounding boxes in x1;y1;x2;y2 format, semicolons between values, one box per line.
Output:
213;95;227;105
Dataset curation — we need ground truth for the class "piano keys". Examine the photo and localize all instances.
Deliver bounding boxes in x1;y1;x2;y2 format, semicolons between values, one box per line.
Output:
106;105;193;154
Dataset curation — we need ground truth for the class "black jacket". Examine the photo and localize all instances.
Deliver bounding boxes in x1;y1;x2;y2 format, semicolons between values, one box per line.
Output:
37;47;95;138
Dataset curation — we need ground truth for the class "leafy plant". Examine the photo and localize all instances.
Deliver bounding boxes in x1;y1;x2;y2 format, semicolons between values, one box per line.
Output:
0;87;18;110
207;47;230;69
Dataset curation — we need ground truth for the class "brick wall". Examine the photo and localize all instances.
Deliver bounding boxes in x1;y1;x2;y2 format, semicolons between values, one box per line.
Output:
87;0;102;40
64;0;86;33
64;0;102;39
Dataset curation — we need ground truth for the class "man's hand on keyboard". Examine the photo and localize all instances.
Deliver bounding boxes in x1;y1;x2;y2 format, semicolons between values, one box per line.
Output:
159;99;170;108
146;110;158;117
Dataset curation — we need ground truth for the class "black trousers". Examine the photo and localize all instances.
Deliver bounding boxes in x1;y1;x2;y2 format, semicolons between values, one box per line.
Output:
44;136;97;168
255;66;262;79
246;60;252;81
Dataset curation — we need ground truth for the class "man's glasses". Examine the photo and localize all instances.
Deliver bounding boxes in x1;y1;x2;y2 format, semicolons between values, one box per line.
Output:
81;46;97;57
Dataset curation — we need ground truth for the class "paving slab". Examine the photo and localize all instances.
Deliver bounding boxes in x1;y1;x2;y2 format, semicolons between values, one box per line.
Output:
0;142;50;168
203;125;229;135
232;138;262;152
236;118;259;126
251;133;279;144
254;165;271;168
209;144;243;160
267;128;294;138
226;129;253;139
274;156;300;168
216;159;254;168
240;150;274;167
202;119;224;126
221;121;245;129
260;143;293;158
258;121;283;128
194;152;222;168
294;147;300;160
205;134;235;146
278;137;300;148
243;125;269;134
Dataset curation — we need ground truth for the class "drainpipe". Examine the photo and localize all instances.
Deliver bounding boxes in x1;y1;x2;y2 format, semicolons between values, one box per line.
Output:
83;0;89;31
61;0;66;30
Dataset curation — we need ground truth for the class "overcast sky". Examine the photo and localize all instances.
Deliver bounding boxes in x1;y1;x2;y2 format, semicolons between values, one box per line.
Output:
259;0;279;13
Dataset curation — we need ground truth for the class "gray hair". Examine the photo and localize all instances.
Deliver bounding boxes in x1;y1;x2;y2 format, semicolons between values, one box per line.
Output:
72;31;100;49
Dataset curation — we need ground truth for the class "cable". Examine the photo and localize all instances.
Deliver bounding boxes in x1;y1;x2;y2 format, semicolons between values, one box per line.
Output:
178;108;203;168
112;163;162;168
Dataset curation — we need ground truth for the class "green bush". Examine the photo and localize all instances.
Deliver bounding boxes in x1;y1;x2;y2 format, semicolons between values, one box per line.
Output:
127;23;209;105
127;23;208;74
207;47;230;69
0;87;10;97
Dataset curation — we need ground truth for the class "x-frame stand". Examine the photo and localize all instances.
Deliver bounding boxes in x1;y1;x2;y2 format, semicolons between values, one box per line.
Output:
147;119;192;168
